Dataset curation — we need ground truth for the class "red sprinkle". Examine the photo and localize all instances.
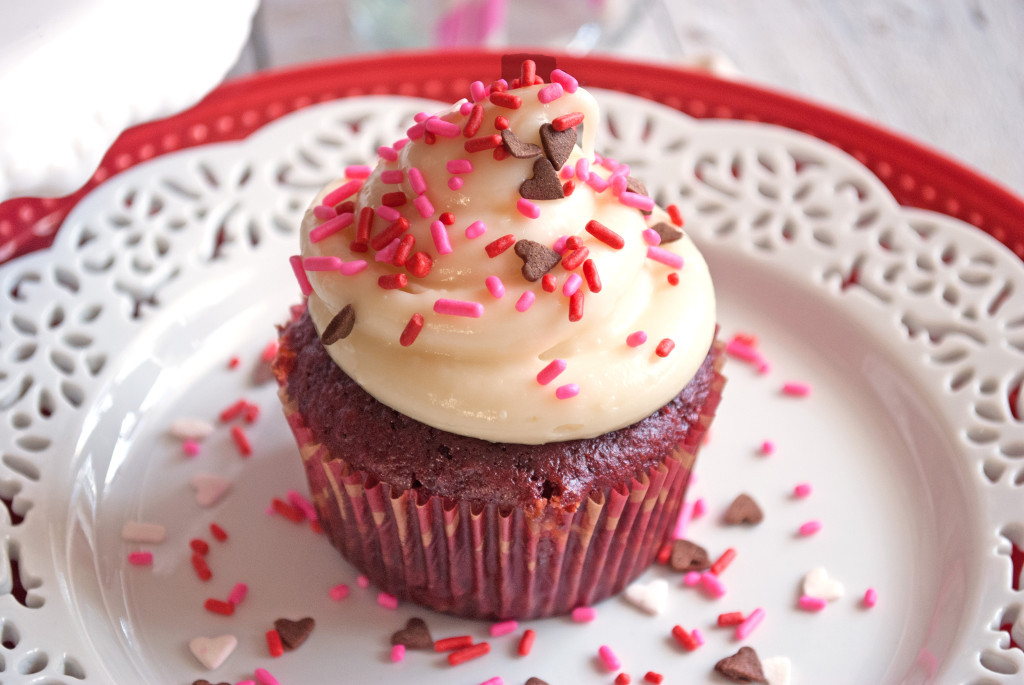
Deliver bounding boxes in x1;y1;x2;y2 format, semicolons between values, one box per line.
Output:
494;115;510;130
381;191;407;207
655;339;675;357
378;273;408;290
243;403;260;424
485;234;516;258
562;180;575;196
489;92;522;109
489;79;507;93
439;211;456;225
204;598;234;616
520;59;537;86
667;272;680;286
190;538;210;555
582;259;602;293
266;629;284;658
392;234;415;266
562;245;590;271
465;134;503;152
227;356;240;369
566;236;582;250
493;146;510;161
447;642;490;666
406;251;433;278
552;112;585;131
230;425;252;457
219;398;247;423
585;219;625;249
400;313;425;347
261;340;278;362
271;497;305;523
667;203;685;227
569;290;584;322
542;274;557;292
717;611;746;627
209;523;228;542
352;206;374;252
615;674;632;685
434;636;474;652
711;547;737;575
191;553;211;581
370;217;410;251
656;541;672;565
644;672;664;684
671;624;699;650
518;629;535;656
463;103;484;138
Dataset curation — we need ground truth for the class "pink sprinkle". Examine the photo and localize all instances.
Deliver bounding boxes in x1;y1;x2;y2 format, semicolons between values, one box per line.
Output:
572;606;597;622
434;298;484;318
375;238;401;263
237;681;256;685
391;644;406;662
485;276;505;298
609;175;627;196
683;571;701;587
425;117;461;137
182;439;200;457
550;68;579;93
552;235;569;254
322;179;362;206
408;167;427;194
489;620;518;637
470;80;488;102
798;595;827;612
494;78;509;90
414;111;430;123
339;260;368;276
692;497;707;519
228;582;248;605
863;587;878;608
377;592;399;610
537;83;564;103
448;177;464;191
377;145;398;161
313;204;337;221
555;383;579;400
254;668;280;685
465;220;487;239
287;490;317;521
692;628;706;647
601;157;620;171
783;381;812;397
646;246;684;269
406;122;425;140
329;584;350;601
303;256;342;271
446;159;474;174
376;204;401;221
793;482;813;498
310;212;355;242
413;194;434;218
672;501;693;540
725;339;760;363
585;173;609;192
515;291;535;312
459;101;473;115
357;575;370;589
431;220;453;254
760;440;776;456
562;273;583;296
480;679;503;685
735;607;766;640
393;137;410;151
799;520;823;536
626;331;647;347
517;198;540;219
128;551;152;566
598;645;621;671
380;169;404;184
642;228;661;246
536;359;567;386
560;165;575;180
344;164;372;179
699;571;727;598
574;158;590;182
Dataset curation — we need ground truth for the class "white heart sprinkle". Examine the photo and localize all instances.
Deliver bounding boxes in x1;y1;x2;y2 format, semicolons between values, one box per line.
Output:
624;578;669;615
188;634;237;670
121;521;166;544
169;418;215;440
189;473;231;508
763;656;792;685
802;566;845;601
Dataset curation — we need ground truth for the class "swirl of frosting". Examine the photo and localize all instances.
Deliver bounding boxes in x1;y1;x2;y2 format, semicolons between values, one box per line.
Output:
298;78;715;444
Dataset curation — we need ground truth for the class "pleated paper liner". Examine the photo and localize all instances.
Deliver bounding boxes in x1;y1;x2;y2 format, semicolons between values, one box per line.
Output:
278;344;724;620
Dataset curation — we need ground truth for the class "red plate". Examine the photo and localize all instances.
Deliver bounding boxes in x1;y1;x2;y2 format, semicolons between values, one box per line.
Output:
2;49;1023;264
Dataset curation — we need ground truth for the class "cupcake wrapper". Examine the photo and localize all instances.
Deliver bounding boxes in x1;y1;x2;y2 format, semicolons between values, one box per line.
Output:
278;344;724;620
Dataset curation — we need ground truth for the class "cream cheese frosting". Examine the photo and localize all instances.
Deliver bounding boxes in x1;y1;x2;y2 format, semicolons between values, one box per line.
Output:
297;72;716;444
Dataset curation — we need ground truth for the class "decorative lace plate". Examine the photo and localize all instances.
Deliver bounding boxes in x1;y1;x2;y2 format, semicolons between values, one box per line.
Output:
1;90;1022;684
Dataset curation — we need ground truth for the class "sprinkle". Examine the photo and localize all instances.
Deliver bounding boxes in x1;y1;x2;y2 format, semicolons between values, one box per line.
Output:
642;229;661;246
562;273;583;296
615;675;632;685
380;169;404;184
550;69;579;93
537;83;564;103
465;220;487;239
302;255;342;272
562;245;589;271
434;299;484;317
536;359;567;385
710;548;737;575
210;523;228;541
760;439;776;456
647;246;684;269
627;331;647;347
224;582;248;605
449;178;463;192
655;339;675;357
243;403;260;423
515;291;535;312
783;381;812;397
406;252;432;278
798;595;827;611
555;383;579;400
574;158;590;182
128;551;152;566
563;180;576;196
413;194;434;218
182;439;200;457
266;629;284;658
517;198;540;219
610;175;628;195
799;520;823;536
542;274;557;292
231;425;252;457
671;625;699;651
310;212;354;243
205;598;234;616
568;289;584;321
585;173;609;192
469;80;488;102
667;203;684;226
490;620;518;637
425;117;461;137
431;220;452;254
376;204;401;221
190;538;210;555
489;91;522;109
381;191;408;208
400;313;425;347
377;592;399;610
572;606;597;622
377;145;398;161
448;642;490;665
345;164;373;179
465;134;503;152
254;668;280;685
219;399;247;423
340;260;368;276
446;159;474;174
699;571;727;598
329;584;350;601
485;276;505;298
379;273;409;292
435;636;473;652
584;219;625;249
271;497;304;523
644;672;664;684
463;103;484;137
375;238;401;263
287;490;317;521
407;122;425;140
313;204;337;221
439;212;455;225
863;587;878;608
485;234;516;257
322;179;362;207
683;571;701;586
560;165;574;179
582;259;602;293
717;611;746;627
794;482;812;498
735;607;765;640
356;575;370;588
227;356;240;369
598;645;621;671
692;497;707;518
391;644;405;662
518;629;536;655
408;167;427;194
351;207;373;252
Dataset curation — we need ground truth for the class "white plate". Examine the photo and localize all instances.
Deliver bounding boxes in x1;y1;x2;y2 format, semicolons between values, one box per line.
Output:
1;91;1023;684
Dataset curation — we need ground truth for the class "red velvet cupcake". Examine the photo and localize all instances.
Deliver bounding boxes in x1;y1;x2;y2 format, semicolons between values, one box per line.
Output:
274;61;723;620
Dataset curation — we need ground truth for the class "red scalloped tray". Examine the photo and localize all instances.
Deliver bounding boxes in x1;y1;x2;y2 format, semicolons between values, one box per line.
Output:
2;49;1023;264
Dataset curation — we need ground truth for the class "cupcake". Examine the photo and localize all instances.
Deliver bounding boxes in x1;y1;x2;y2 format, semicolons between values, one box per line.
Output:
273;61;723;620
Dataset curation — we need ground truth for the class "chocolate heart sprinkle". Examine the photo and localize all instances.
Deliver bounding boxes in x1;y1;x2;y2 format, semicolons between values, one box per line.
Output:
539;123;577;170
192;681;231;685
723;493;764;525
669;539;712;572
651;221;684;244
520;158;565;201
525;678;550;685
274;617;316;651
320;304;355;345
390;617;434;650
501;128;543;158
514;239;562;282
714;646;768;683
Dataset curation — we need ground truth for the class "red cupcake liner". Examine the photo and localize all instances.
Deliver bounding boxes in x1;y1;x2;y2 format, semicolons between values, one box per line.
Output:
277;343;724;620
